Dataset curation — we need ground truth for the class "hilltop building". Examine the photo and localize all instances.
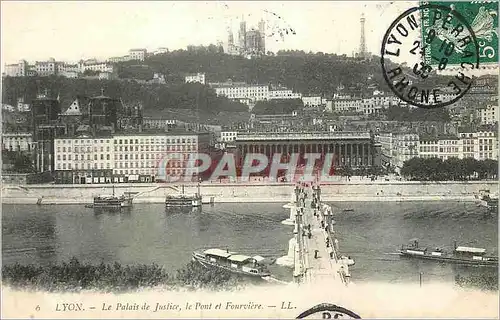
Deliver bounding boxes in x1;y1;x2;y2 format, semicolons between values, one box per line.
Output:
227;17;266;57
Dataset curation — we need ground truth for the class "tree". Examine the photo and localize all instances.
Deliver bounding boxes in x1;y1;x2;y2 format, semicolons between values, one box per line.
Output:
83;69;99;76
461;157;479;180
443;157;463;180
252;99;303;115
483;159;498;179
400;157;496;181
1;76;248;118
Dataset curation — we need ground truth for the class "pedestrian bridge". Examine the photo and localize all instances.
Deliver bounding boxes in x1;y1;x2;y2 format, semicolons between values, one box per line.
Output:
284;184;352;286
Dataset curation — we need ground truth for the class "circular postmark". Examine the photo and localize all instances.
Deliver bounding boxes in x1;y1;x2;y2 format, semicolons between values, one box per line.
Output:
380;4;480;109
296;303;361;319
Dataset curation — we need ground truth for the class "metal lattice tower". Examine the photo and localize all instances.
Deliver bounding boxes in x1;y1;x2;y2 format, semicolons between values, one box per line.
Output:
359;13;366;59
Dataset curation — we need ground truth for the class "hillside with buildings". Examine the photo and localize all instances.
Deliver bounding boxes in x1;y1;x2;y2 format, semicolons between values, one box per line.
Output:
1;76;248;116
122;49;386;96
2;45;498;185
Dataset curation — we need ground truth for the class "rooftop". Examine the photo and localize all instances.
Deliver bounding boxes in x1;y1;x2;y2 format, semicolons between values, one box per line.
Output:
209;81;266;88
236;131;372;141
419;134;460;141
203;248;233;258
227;254;252;263
455;246;486;254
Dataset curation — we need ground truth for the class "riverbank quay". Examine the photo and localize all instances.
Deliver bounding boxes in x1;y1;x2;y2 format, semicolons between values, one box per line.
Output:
1;180;496;205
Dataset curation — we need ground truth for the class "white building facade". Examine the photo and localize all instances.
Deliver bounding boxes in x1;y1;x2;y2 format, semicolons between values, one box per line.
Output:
392;133;420;169
53;132;211;183
458;130;498;161
375;132;394;166
220;131;238;142
302;96;323;109
185;73;206;84
478;105;498;125
419;137;461;160
2;133;34;152
210;81;269;104
268;88;302;100
129;49;147;61
332;98;362;113
143;118;178;129
3;60;28;77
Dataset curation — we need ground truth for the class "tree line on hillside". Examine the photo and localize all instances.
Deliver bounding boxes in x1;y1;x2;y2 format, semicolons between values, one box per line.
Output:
119;49;460;97
120;50;387;96
252;99;303;114
401;157;497;181
384;105;451;122
1;77;248;114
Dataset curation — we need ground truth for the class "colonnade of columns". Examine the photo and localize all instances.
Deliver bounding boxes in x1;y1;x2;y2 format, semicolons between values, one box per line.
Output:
237;141;373;168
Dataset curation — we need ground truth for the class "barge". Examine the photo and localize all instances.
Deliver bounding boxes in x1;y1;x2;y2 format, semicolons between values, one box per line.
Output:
192;248;271;278
400;239;498;267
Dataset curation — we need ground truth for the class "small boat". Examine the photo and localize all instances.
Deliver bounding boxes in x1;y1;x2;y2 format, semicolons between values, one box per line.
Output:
165;195;202;207
399;239;498;267
93;194;126;208
192;248;271;278
166;185;202;207
475;189;498;211
89;185;133;209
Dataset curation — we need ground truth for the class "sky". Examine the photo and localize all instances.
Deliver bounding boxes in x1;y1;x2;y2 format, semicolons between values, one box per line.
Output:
1;1;417;66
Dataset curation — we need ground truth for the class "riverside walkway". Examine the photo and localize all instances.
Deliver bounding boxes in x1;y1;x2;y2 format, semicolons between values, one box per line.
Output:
292;184;350;286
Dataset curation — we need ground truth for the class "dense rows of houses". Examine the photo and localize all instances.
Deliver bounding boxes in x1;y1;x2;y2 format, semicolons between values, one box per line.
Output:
376;128;498;171
53;131;210;184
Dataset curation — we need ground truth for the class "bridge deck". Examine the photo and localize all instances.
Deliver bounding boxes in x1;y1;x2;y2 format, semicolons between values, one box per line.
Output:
294;186;348;286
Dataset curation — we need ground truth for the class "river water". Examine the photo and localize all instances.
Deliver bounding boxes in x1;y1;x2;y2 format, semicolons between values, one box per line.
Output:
2;201;498;290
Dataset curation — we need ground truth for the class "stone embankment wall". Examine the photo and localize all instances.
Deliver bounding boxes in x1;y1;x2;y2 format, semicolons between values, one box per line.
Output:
1;181;497;205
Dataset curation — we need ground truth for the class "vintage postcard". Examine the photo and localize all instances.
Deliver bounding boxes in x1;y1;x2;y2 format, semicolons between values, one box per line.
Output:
1;1;498;319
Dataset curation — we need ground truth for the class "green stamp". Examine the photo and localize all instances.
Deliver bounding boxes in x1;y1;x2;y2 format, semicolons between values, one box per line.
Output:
421;1;499;69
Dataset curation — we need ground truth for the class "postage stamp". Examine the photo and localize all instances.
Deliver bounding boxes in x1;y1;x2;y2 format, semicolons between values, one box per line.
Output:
421;1;499;71
381;3;481;108
1;1;498;320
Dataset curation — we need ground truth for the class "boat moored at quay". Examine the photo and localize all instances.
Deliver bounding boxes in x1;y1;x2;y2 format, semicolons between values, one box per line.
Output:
165;185;202;207
475;190;499;212
86;186;133;209
400;239;498;267
165;194;202;207
192;248;271;278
